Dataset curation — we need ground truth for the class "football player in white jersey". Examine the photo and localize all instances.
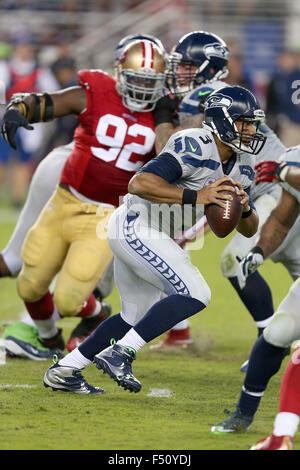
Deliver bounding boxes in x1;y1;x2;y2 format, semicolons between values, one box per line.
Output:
150;31;230;348
1;33;166;359
43;85;265;394
211;146;300;441
152;76;300;363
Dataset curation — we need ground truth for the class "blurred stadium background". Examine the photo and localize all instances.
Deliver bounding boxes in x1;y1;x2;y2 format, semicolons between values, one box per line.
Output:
0;0;300;207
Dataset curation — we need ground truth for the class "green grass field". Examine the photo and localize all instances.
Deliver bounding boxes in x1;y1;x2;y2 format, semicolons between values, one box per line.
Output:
0;206;298;451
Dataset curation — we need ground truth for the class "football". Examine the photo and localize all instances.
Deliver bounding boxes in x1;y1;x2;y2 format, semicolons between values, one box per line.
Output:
204;180;243;238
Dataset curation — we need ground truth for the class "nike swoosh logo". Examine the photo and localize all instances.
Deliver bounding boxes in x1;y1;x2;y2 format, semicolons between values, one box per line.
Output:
189;142;197;152
198;90;211;97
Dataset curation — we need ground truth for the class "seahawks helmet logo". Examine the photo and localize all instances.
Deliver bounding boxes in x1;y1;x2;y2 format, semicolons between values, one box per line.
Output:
205;93;233;109
203;43;229;60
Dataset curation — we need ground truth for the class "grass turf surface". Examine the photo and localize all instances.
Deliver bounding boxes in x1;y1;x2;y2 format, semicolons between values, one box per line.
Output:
0;210;298;451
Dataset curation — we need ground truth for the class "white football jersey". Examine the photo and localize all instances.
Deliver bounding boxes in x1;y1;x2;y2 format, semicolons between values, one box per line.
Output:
179;82;286;202
124;127;255;238
279;145;300;204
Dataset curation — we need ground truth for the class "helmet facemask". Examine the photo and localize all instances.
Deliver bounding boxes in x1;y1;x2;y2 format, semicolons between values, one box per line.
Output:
117;69;165;112
230;114;266;155
116;40;166;113
204;106;266;155
166;53;199;98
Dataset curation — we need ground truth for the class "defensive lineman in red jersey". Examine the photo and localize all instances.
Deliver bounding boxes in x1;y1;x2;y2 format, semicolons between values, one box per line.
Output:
60;69;157;207
1;39;166;356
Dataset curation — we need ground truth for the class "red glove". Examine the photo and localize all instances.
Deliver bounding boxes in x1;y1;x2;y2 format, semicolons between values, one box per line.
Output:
255;160;288;184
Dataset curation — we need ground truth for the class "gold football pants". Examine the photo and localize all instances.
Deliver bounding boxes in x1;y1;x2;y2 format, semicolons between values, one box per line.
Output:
17;185;114;317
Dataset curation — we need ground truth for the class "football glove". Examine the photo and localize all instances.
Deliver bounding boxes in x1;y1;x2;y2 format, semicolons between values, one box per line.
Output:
153;94;180;126
255;160;289;185
1;108;34;150
236;247;264;290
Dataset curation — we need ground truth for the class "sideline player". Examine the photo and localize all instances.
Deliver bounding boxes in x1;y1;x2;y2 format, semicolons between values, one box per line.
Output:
211;147;300;437
1;39;166;358
43;85;265;394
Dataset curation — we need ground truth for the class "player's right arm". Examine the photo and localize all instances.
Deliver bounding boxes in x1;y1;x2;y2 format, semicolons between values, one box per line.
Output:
1;86;87;149
280;166;300;191
255;188;299;258
153;95;180;154
129;159;235;207
235;188;299;289
153;90;206;154
154;112;203;154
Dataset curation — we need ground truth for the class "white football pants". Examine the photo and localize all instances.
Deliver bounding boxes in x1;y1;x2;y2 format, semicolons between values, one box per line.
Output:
107;204;211;326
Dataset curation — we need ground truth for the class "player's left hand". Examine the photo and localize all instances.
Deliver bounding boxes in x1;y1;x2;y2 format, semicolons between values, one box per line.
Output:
236;247;264;289
255;160;288;184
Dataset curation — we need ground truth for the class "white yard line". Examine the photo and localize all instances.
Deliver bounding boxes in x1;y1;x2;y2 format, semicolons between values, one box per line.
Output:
0;384;37;388
147;388;172;398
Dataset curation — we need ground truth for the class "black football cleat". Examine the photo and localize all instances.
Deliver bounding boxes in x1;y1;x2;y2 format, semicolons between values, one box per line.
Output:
210;408;253;434
94;343;141;393
44;362;105;394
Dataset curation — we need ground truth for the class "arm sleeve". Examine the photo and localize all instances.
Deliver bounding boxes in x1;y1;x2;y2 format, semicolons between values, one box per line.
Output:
139;152;183;183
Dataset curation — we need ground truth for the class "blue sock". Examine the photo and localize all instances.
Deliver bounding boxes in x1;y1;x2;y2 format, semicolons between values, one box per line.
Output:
236;335;286;418
229;271;274;323
134;294;206;343
78;313;131;360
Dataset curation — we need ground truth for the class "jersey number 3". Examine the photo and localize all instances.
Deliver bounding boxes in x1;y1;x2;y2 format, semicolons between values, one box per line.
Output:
91;114;155;171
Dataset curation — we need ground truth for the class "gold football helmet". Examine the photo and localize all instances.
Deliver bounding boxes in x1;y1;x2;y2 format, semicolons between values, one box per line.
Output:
116;39;166;112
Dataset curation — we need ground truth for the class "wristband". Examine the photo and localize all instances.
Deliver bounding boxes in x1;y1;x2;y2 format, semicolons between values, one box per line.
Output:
251;246;265;258
182;188;197;205
241;207;253;219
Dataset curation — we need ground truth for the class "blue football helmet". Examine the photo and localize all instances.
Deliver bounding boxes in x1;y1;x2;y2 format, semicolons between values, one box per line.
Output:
114;34;167;63
166;31;229;98
203;85;266;155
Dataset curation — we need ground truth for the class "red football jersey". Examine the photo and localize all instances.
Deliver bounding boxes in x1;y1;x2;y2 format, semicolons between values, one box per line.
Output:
60;69;156;206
